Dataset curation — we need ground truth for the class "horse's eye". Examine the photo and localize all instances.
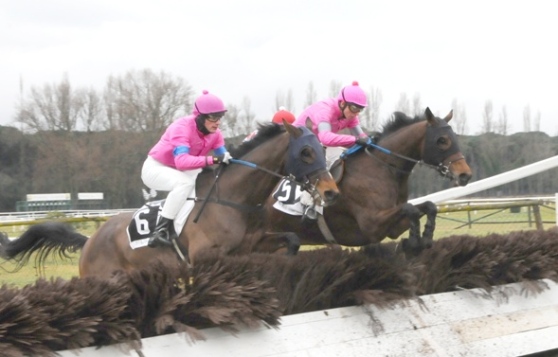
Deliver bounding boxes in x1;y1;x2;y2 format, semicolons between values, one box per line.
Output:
437;136;450;149
300;146;316;164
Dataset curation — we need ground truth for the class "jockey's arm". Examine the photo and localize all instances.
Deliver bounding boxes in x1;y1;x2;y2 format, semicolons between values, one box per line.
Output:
349;125;368;138
173;146;221;169
317;122;358;148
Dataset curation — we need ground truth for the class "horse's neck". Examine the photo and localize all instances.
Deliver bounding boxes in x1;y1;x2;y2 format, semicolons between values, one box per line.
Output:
226;135;288;204
378;122;426;173
380;121;425;160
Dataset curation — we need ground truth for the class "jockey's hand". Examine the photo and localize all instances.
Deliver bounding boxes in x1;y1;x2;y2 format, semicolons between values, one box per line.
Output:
355;137;371;146
213;152;232;164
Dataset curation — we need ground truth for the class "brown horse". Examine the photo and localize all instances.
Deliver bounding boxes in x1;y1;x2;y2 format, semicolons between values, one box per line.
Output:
0;123;340;278
253;108;472;256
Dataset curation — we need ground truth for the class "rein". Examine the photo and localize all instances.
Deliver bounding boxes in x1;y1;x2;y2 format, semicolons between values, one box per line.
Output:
192;158;321;221
344;141;461;180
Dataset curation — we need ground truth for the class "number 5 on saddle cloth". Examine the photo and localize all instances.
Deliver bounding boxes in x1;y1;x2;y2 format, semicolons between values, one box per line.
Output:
272;178;323;218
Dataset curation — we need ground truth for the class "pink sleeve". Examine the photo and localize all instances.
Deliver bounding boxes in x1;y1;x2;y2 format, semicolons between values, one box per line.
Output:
174;154;213;170
212;133;225;149
317;131;357;148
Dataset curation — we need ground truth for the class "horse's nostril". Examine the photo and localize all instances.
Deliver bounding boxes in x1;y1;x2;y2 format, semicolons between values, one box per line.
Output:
459;173;472;186
324;190;340;203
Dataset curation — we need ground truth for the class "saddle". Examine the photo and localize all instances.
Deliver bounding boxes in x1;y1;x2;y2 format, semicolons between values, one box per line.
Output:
126;198;194;249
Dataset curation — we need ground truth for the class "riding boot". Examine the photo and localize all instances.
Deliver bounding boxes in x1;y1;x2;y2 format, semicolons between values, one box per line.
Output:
148;217;174;248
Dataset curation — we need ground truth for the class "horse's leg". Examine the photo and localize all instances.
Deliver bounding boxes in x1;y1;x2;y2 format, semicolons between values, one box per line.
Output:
251;232;301;255
398;203;423;257
415;201;438;248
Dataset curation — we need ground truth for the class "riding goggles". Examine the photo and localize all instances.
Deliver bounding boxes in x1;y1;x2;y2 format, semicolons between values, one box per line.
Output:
347;104;364;114
207;113;225;122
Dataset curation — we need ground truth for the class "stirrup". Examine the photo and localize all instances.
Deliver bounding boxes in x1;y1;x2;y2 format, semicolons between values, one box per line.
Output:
303;206;318;220
148;229;173;248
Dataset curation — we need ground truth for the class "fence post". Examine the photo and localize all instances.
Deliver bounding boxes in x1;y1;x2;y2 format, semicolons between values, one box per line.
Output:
532;204;544;230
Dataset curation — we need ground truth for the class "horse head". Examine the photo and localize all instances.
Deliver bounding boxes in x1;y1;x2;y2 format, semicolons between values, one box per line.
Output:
422;107;472;186
283;122;340;206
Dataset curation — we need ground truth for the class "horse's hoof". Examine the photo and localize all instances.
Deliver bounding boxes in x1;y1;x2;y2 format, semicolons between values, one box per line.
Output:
401;238;423;258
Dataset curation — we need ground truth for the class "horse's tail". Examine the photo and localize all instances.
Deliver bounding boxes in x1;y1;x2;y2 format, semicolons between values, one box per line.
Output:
0;221;87;272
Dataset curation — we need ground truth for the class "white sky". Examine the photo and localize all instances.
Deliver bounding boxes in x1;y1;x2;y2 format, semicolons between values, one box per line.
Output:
1;0;557;135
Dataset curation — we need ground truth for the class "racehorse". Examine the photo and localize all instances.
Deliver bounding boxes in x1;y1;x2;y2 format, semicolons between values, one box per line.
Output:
253;108;472;256
0;122;340;278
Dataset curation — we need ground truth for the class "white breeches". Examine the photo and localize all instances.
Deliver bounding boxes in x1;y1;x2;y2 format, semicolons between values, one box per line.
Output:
141;156;201;220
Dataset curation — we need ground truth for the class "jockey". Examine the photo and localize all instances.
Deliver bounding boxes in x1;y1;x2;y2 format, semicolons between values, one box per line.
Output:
292;81;370;219
292;81;370;148
243;106;296;142
141;90;232;248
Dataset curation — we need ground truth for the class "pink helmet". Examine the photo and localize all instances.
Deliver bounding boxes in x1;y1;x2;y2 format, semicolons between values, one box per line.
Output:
272;107;296;124
337;81;367;107
194;90;227;115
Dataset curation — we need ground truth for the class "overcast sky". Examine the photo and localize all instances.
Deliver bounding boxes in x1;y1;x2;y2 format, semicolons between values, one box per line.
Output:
1;0;557;135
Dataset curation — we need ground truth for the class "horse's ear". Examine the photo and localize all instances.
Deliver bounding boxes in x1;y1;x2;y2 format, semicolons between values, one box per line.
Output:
305;117;313;130
284;120;303;138
424;107;436;126
444;110;454;123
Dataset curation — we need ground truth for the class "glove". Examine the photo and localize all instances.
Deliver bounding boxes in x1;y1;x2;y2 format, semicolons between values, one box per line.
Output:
213;151;232;164
355;137;371;146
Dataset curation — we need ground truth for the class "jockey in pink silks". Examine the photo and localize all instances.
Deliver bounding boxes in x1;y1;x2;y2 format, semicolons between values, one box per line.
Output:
292;81;370;149
141;90;232;248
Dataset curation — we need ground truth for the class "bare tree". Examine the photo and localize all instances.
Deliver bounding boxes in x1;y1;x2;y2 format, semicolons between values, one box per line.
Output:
285;89;295;113
394;92;410;113
103;69;192;132
411;92;422;116
533;110;541;132
274;90;286;112
239;96;255;134
495;106;509;135
81;87;103;132
360;86;382;132
451;98;468;135
481;100;493;133
221;103;240;137
304;81;318;108
275;89;296;114
328;80;342;98
15;73;87;132
523;105;531;132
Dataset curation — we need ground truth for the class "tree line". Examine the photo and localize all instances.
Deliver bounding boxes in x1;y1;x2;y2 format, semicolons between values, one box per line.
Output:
0;69;556;211
1;122;556;212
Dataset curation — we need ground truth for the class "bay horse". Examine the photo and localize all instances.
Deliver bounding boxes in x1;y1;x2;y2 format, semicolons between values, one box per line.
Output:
253;108;472;256
0;122;340;278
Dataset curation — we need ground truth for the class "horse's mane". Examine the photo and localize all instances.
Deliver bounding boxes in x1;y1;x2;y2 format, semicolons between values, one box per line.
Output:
228;123;285;158
377;112;424;140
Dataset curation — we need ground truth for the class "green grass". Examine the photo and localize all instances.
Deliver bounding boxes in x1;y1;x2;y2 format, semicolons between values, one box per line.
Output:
0;253;80;287
1;205;556;287
431;204;556;238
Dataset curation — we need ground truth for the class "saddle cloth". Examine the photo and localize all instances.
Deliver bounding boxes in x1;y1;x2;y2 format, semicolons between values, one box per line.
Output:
271;146;344;216
272;179;323;216
126;192;195;249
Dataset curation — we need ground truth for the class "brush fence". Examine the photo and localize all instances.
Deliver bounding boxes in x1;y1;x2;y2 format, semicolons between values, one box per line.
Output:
58;279;558;357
